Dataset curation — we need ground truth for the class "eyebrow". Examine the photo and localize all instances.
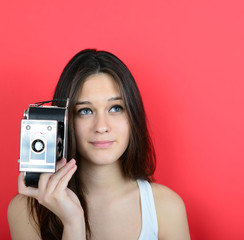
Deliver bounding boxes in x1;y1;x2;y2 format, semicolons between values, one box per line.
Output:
76;96;122;105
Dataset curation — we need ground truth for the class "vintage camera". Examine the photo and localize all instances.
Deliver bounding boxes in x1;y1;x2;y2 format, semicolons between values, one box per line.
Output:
19;99;69;187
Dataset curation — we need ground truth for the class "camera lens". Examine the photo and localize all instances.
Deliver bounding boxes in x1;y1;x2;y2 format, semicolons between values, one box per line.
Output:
32;139;45;153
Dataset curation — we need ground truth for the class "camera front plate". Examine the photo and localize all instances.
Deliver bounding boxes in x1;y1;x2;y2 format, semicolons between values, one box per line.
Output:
19;119;58;173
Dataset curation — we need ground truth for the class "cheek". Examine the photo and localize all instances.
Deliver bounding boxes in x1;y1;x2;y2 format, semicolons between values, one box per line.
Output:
74;119;87;142
117;119;130;142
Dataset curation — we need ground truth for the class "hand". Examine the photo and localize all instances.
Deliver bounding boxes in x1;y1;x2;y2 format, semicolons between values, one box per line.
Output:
18;158;85;230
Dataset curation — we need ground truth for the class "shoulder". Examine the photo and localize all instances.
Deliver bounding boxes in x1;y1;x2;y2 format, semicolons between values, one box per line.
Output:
150;183;185;212
150;183;191;240
8;194;40;240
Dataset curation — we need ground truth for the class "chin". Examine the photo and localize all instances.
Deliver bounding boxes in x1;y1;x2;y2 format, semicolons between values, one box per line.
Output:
81;153;122;166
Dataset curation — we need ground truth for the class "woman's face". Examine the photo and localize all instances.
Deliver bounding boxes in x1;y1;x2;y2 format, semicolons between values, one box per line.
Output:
74;73;130;166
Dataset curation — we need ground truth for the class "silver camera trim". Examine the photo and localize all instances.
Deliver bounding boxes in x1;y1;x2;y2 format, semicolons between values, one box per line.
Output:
19;99;69;174
19;119;58;173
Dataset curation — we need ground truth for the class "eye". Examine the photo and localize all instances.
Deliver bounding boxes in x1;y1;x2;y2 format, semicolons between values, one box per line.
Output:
78;108;93;115
109;105;124;113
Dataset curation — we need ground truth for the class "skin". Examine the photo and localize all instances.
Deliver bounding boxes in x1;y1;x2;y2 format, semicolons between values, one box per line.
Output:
74;73;130;168
8;73;191;240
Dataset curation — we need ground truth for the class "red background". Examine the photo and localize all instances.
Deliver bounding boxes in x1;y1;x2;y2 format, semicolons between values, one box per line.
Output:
1;0;244;239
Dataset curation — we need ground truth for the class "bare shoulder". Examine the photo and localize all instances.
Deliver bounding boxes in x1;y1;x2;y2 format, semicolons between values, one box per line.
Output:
150;183;191;240
8;194;40;240
150;183;186;212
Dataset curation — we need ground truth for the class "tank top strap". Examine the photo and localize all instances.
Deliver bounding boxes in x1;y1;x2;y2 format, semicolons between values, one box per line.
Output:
137;179;158;240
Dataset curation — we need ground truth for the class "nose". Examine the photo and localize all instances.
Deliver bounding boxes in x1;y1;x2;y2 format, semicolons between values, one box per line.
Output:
94;112;110;134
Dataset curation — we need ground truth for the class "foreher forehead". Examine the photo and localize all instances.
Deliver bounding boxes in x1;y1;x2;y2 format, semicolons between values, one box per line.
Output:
76;97;123;105
77;73;121;102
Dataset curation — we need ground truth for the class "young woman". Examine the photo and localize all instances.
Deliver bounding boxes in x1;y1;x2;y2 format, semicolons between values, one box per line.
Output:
8;49;190;240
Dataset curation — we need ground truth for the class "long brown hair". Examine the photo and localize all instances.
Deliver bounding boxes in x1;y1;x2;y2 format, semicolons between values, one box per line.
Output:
28;49;156;239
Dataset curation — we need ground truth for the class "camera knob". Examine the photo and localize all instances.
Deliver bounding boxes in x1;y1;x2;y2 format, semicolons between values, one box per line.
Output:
32;139;45;153
23;109;29;119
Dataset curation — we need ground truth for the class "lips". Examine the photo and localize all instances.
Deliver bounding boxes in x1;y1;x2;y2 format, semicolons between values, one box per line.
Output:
89;141;114;148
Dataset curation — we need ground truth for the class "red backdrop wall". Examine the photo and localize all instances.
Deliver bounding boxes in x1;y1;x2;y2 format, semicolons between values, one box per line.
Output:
1;1;243;239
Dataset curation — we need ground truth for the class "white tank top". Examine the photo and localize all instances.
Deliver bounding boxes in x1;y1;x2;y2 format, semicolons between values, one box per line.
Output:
137;179;158;240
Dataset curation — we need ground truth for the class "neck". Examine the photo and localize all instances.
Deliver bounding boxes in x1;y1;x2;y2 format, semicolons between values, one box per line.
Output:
78;159;129;198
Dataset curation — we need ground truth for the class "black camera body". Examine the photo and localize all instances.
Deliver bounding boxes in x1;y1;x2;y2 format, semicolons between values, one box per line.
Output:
19;100;69;187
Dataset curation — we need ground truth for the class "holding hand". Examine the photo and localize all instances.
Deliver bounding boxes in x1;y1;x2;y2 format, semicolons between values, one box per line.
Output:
18;158;86;239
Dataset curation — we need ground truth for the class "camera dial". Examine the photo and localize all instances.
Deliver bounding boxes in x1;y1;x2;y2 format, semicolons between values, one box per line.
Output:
32;139;45;153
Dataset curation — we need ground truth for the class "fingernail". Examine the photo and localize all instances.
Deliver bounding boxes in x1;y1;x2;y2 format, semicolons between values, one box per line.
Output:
60;158;66;163
69;159;76;164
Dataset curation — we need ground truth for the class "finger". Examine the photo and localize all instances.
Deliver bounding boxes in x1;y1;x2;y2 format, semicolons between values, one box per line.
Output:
56;158;67;171
55;163;77;192
43;159;76;194
38;158;67;193
18;172;38;198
